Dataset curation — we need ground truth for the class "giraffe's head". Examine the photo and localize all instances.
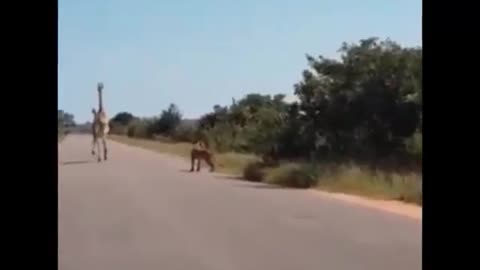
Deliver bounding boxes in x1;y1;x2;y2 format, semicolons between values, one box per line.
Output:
97;82;104;92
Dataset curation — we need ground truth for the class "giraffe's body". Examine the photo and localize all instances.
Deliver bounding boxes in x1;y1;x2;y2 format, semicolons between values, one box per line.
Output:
91;83;110;162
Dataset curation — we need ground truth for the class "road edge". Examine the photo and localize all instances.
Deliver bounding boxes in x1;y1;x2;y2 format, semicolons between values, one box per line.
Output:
110;137;422;221
307;189;421;221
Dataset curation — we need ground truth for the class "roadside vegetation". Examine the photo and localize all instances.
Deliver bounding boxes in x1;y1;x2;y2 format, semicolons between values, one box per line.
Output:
109;37;422;205
58;109;76;143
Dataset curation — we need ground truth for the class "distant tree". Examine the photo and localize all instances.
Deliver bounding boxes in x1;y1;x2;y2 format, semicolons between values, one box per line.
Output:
194;37;421;164
151;103;183;135
292;37;422;159
110;112;136;126
58;110;76;127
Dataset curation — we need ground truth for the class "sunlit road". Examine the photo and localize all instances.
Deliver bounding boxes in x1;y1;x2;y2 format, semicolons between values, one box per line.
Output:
59;134;421;270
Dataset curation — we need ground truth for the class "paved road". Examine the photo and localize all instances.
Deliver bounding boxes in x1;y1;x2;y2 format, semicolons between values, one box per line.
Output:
59;134;421;270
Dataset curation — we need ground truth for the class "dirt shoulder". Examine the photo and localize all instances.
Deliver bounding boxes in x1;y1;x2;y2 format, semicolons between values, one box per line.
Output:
308;190;421;220
110;135;422;220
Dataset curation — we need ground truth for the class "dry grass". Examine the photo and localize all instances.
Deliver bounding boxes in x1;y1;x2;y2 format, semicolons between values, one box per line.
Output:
110;135;422;205
243;161;421;205
214;152;259;175
243;161;267;182
58;130;66;143
110;135;258;175
315;165;422;204
264;163;319;188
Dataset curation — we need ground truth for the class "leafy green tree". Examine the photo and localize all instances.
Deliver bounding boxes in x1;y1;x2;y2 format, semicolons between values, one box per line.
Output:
151;103;183;135
293;37;421;160
58;110;75;128
110;112;136;126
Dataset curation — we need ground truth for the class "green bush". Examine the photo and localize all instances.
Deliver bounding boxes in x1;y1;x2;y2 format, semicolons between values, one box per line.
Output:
172;125;197;142
389;173;422;205
127;125;135;138
405;131;422;159
127;120;151;138
58;128;66;142
265;163;319;188
109;122;128;135
243;161;266;182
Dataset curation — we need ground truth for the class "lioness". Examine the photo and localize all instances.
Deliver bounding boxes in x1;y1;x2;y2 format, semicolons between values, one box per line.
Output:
190;141;215;172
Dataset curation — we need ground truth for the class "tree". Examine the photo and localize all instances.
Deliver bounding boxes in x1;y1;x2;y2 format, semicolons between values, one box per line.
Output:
58;110;76;128
197;93;290;154
110;112;136;126
151;103;183;135
166;37;422;166
293;37;422;159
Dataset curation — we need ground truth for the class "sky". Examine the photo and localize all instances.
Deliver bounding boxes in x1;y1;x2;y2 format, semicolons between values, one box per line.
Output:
58;0;422;123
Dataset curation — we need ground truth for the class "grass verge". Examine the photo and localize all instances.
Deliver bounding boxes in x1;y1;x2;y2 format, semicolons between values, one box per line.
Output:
315;165;422;204
248;161;421;205
58;130;67;143
110;135;258;175
110;135;422;205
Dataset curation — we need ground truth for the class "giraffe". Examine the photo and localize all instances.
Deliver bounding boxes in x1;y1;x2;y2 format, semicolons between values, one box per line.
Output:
90;108;98;156
91;82;110;162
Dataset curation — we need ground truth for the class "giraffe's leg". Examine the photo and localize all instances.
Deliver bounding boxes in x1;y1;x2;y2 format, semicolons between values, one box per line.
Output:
91;136;96;155
96;136;101;162
102;136;108;161
196;157;201;172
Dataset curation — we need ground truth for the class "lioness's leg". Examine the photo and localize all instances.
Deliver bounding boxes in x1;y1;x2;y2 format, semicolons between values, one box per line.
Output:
206;155;215;172
196;156;201;172
190;151;195;172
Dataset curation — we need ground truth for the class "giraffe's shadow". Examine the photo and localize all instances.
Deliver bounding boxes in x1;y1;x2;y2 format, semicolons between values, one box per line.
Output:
59;160;94;166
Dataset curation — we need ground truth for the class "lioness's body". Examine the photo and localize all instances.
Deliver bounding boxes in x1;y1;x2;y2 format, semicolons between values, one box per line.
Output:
190;141;215;172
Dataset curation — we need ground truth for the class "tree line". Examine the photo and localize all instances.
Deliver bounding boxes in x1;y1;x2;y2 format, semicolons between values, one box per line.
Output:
58;110;76;128
109;37;422;172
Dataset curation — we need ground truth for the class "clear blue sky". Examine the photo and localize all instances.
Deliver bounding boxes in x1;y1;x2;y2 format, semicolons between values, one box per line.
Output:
59;0;421;123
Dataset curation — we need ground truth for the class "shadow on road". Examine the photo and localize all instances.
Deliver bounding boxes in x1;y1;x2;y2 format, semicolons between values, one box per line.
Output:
60;160;94;166
213;175;284;189
213;175;244;181
232;182;284;189
179;169;217;173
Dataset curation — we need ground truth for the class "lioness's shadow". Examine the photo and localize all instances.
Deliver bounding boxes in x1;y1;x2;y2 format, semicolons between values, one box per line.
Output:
213;175;244;181
233;183;284;189
179;169;194;173
60;160;93;166
214;175;284;189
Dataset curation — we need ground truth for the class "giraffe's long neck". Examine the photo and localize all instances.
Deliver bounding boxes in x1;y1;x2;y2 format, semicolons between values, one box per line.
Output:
92;110;97;122
98;90;104;112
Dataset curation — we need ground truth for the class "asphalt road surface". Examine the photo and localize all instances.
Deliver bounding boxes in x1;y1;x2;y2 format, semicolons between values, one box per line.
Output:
59;134;421;270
